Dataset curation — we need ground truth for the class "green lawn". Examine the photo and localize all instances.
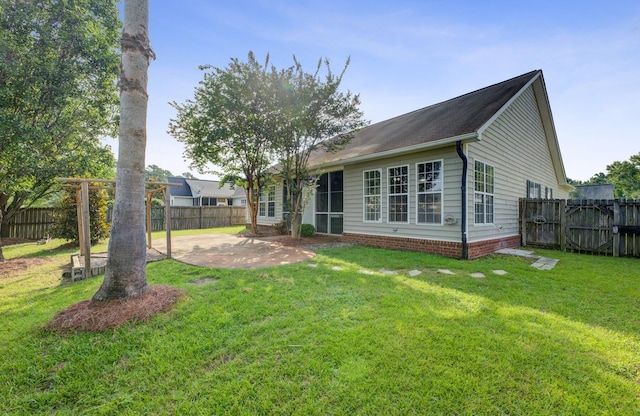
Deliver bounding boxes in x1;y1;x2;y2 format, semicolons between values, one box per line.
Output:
1;230;639;415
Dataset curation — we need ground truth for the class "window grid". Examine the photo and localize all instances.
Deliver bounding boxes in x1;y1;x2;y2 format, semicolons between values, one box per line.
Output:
416;160;443;224
388;165;409;223
363;169;382;222
474;161;494;224
259;185;276;218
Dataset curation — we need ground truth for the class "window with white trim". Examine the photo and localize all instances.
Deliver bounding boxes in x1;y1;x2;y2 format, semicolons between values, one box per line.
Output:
258;185;275;218
474;160;494;224
416;160;442;224
363;169;382;222
526;180;541;198
388;165;409;223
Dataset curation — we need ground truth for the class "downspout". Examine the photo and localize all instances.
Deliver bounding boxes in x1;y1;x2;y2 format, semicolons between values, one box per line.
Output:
456;140;468;260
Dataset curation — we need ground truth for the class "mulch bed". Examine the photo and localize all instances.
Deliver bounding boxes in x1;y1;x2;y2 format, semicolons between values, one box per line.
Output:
273;234;346;248
46;285;186;332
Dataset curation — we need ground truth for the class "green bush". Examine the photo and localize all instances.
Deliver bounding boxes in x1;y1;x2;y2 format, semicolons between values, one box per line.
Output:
50;185;110;245
297;223;315;238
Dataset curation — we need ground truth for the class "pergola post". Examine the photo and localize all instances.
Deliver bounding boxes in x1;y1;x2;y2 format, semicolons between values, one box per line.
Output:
56;178;180;278
146;191;153;248
76;189;85;256
80;181;91;277
164;186;172;259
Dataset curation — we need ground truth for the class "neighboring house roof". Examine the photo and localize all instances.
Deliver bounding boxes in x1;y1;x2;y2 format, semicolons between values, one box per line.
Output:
307;70;569;187
168;177;245;199
185;179;245;199
168;177;192;196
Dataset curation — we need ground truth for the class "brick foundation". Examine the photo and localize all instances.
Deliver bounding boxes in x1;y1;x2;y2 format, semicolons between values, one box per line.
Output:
467;234;521;259
342;233;520;259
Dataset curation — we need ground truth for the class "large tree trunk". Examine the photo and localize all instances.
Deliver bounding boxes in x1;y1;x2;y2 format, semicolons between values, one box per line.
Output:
93;0;152;300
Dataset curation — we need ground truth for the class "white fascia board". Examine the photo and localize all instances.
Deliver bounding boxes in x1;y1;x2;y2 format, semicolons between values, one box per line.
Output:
310;132;478;170
477;71;541;139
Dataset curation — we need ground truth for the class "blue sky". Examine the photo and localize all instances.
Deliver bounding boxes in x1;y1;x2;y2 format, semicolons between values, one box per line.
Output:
107;0;640;181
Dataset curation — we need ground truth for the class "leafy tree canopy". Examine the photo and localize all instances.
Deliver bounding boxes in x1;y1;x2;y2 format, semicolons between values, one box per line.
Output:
145;164;174;182
168;52;367;235
568;153;640;198
169;52;285;233
0;0;119;259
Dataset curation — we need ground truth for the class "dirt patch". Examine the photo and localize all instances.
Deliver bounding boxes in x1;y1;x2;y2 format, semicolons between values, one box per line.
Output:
46;285;186;332
0;238;32;247
272;234;344;247
0;257;46;278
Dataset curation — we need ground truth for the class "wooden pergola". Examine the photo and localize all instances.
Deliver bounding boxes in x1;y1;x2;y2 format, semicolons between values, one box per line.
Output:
56;178;180;279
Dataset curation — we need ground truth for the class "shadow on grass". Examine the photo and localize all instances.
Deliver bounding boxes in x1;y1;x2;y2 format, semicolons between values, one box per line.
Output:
316;245;640;337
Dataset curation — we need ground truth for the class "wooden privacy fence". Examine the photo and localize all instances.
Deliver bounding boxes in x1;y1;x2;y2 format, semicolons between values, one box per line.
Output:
1;208;56;240
109;206;247;231
3;206;246;240
143;206;247;231
520;198;640;257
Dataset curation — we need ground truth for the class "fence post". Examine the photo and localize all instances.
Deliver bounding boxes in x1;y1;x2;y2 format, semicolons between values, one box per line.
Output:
559;199;566;252
613;200;620;257
519;199;527;247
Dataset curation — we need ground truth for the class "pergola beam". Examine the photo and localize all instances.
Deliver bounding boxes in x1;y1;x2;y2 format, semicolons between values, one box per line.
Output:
55;178;180;280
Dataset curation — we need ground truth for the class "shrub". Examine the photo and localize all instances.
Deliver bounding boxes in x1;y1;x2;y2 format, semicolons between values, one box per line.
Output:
298;223;315;238
51;185;110;245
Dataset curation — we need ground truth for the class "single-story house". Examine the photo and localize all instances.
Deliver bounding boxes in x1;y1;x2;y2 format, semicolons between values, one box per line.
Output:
168;177;246;207
257;70;573;259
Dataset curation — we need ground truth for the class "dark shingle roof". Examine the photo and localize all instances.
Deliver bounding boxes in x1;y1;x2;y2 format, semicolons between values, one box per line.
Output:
308;70;540;167
168;177;192;196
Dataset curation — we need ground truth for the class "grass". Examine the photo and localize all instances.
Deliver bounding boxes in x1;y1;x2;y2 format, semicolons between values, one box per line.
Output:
1;229;639;415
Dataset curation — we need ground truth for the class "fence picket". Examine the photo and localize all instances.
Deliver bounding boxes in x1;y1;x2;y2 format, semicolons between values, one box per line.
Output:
4;206;246;240
520;198;640;258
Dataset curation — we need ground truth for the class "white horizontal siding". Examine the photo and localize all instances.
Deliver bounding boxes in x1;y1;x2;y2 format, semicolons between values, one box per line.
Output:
343;147;463;242
467;85;568;242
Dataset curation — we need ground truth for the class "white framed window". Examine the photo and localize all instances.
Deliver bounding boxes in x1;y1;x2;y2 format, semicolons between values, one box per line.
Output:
527;180;541;198
416;160;443;224
474;160;494;224
363;169;382;222
388;165;409;223
258;185;275;218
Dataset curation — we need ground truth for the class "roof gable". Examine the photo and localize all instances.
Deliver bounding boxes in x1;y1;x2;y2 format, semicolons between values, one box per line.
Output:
308;70;541;167
185;179;244;198
169;177;243;198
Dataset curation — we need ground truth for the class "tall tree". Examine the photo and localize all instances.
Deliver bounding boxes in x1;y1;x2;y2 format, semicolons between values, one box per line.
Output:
0;0;119;261
93;0;153;300
169;52;278;234
145;164;174;182
276;57;366;238
607;153;640;198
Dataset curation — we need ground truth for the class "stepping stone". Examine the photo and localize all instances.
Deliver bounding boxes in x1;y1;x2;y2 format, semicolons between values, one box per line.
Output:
331;266;343;271
409;270;421;277
308;263;318;268
438;269;456;275
358;269;375;275
492;270;508;275
470;272;485;278
495;248;539;258
531;257;559;270
379;269;398;275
